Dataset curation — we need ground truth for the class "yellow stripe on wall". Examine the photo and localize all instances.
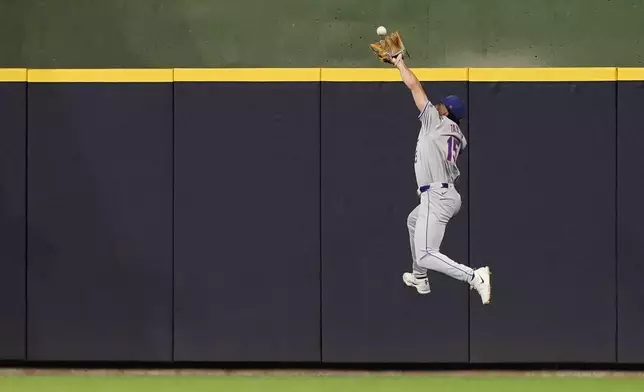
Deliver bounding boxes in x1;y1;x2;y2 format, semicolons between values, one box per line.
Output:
174;68;320;82
469;67;617;82
0;68;27;82
321;68;468;82
618;68;644;81
27;69;173;82
0;67;640;82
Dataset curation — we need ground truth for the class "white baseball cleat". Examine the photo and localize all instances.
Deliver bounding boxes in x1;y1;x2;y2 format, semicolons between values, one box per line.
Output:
470;267;492;304
402;272;431;294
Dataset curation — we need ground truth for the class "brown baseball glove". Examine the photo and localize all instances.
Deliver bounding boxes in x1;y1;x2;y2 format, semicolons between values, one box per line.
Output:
369;31;406;64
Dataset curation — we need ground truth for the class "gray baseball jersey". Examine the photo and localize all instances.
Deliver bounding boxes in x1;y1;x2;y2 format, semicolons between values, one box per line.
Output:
414;100;467;188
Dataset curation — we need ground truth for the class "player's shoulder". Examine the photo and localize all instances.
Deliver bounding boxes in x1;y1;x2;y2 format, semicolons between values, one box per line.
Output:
418;100;436;121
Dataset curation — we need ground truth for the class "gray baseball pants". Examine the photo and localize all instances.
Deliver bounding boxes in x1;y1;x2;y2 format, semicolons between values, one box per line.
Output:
407;184;476;282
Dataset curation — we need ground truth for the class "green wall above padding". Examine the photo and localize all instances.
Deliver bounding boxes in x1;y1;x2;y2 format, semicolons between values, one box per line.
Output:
2;0;644;68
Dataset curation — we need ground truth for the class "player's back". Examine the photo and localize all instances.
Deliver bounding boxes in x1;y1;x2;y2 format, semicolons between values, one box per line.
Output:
414;102;467;187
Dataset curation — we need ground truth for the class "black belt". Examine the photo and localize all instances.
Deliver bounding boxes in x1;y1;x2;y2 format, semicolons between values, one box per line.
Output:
419;183;449;193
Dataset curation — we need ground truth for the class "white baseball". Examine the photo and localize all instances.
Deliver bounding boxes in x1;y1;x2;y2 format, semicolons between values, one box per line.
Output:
377;26;387;36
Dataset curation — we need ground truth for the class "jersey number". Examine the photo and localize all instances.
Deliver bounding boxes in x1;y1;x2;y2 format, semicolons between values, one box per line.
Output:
447;136;461;162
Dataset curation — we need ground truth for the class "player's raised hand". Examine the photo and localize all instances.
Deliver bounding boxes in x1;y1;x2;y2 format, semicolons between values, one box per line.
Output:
392;53;404;67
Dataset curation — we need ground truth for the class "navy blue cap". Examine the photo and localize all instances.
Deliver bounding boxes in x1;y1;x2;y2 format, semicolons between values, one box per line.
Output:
440;95;466;122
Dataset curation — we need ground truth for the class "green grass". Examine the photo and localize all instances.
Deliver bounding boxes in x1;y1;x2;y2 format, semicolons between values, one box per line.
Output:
1;374;644;392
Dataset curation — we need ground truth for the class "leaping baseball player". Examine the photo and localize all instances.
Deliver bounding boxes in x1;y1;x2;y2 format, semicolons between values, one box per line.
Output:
371;30;491;305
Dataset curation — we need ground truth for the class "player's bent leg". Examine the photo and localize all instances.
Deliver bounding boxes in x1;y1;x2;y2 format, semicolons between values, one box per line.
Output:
416;240;490;303
416;219;491;304
416;247;475;283
412;192;492;304
414;198;475;282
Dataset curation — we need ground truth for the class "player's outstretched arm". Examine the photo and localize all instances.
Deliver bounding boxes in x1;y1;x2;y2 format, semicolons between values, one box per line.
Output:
393;55;428;113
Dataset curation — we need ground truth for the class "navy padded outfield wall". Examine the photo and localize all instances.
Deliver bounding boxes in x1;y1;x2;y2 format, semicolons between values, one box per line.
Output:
26;82;174;361
468;81;616;363
173;82;321;362
617;81;644;364
0;81;26;360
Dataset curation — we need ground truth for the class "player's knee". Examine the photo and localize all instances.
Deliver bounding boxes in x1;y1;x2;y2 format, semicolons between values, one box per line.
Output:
416;247;439;266
419;246;440;256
